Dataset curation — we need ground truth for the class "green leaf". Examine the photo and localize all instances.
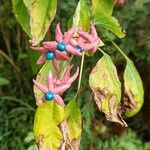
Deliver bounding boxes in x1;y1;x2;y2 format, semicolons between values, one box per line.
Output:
12;0;31;37
65;99;82;139
0;77;10;86
94;12;126;38
72;0;91;31
24;0;57;45
92;0;126;38
92;0;114;16
123;59;144;117
89;52;127;126
28;50;42;74
34;102;64;150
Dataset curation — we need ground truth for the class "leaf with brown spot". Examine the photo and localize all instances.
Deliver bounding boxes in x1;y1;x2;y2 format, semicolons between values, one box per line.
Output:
89;52;127;127
123;59;144;118
60;99;82;150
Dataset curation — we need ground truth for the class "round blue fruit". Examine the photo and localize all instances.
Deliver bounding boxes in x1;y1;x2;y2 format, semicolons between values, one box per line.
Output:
57;42;66;51
46;52;55;60
76;45;82;52
45;92;55;101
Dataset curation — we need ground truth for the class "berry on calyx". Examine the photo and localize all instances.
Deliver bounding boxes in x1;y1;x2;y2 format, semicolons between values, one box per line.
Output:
57;42;66;51
76;45;82;52
46;51;55;60
45;92;55;101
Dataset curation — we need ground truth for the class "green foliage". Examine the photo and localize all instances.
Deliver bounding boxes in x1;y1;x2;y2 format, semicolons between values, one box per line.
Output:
0;77;10;86
95;129;150;150
123;58;144;117
12;0;31;37
92;0;126;38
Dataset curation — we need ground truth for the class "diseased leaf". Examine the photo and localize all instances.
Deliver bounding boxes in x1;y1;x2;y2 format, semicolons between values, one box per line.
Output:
12;0;31;37
92;0;126;38
60;99;82;150
24;0;57;45
92;0;114;16
73;0;91;31
89;52;127;127
123;59;144;118
34;102;64;150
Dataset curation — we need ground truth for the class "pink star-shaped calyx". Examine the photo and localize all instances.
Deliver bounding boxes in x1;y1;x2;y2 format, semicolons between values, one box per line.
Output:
43;23;82;57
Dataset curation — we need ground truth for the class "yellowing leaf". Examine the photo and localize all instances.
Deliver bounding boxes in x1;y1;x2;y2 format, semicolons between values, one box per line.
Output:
73;0;91;31
24;0;57;45
60;99;82;149
123;59;144;118
34;102;64;150
89;52;127;127
65;99;82;139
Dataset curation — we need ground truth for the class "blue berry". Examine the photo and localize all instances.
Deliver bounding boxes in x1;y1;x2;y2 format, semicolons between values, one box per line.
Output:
46;52;55;60
57;42;66;51
76;45;82;52
45;92;55;101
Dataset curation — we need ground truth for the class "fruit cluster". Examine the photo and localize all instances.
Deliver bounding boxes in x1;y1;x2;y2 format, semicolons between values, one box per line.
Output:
31;23;100;106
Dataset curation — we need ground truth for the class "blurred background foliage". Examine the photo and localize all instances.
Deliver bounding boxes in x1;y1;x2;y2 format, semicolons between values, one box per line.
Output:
0;0;150;149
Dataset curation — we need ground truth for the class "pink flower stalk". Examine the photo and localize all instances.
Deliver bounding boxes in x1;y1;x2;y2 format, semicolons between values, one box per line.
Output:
33;65;79;107
70;23;100;54
115;0;125;6
30;46;69;71
43;23;82;57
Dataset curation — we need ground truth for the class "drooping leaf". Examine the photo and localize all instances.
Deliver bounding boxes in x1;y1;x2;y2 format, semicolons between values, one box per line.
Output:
0;77;10;86
72;0;91;31
65;99;82;139
34;102;64;150
60;99;82;149
12;0;31;37
92;0;114;16
24;0;57;45
92;0;126;38
123;58;144;118
89;52;127;127
94;12;125;38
